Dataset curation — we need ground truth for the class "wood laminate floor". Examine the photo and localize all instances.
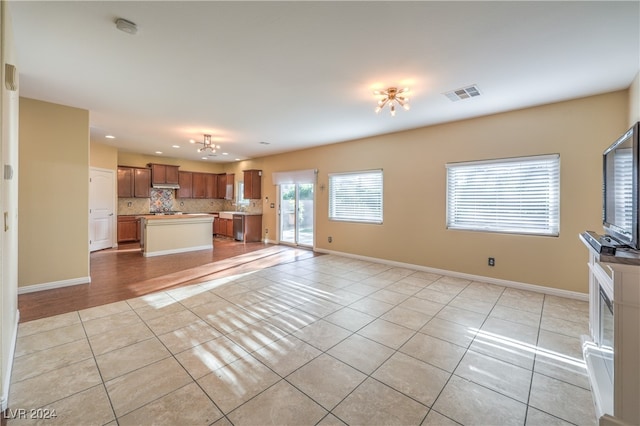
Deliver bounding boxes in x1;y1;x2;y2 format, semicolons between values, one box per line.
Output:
18;238;317;323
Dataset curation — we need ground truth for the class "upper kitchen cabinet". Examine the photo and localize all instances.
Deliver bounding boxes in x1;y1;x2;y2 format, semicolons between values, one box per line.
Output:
225;173;234;200
177;171;192;198
149;163;179;187
205;173;218;199
118;166;150;198
192;172;207;198
243;169;262;199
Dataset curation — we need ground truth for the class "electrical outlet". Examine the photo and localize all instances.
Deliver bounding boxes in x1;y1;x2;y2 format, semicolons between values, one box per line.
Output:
488;257;495;267
328;236;332;243
265;228;268;234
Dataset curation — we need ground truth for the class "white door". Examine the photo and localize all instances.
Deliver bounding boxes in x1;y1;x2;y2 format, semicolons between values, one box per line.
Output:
90;168;115;251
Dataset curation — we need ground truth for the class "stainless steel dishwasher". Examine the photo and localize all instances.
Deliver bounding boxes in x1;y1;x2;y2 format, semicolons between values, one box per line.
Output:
233;214;244;241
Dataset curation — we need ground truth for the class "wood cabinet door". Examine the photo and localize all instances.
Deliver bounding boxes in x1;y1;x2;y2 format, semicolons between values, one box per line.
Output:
217;174;226;199
192;173;206;198
177;171;192;198
213;216;221;235
205;174;217;199
166;165;179;184
134;168;150;198
117;216;139;242
117;167;133;198
225;173;235;200
244;170;261;199
225;218;234;237
150;164;166;184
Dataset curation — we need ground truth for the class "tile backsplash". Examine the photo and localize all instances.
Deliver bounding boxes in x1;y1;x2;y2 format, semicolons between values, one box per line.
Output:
118;189;263;215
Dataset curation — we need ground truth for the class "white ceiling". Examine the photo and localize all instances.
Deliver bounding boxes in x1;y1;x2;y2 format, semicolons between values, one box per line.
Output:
9;1;640;163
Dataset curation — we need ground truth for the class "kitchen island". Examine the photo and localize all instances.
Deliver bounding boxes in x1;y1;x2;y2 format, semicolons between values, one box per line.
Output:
138;214;214;257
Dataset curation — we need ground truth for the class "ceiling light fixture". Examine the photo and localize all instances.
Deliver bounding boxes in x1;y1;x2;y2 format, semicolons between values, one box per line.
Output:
374;87;410;116
115;18;138;35
191;134;220;154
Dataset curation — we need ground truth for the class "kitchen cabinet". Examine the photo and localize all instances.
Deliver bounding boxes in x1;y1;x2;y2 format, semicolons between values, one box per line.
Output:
206;173;218;199
242;215;262;242
149;163;179;185
192;172;207;198
118;167;150;198
177;171;192;198
117;215;141;242
225;173;235;200
217;173;226;199
214;217;234;237
243;170;262;199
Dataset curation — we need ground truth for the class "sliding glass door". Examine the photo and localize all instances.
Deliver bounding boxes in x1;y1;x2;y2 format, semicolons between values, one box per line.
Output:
279;183;314;247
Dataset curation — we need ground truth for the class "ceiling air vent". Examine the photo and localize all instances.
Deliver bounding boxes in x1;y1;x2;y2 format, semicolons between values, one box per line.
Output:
444;85;481;102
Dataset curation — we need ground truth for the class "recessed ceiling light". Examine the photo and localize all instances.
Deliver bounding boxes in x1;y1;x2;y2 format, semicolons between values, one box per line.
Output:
172;145;180;148
201;157;208;160
235;158;241;161
105;135;115;139
222;152;228;156
155;151;163;155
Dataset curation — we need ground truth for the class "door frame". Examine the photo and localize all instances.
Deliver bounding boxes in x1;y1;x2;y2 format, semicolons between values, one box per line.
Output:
277;182;315;248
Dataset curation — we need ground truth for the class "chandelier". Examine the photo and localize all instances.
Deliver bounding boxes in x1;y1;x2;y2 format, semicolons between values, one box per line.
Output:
191;134;220;153
374;87;410;116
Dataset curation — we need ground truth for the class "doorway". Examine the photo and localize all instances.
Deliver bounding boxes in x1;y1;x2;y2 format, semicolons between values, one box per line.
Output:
279;183;314;247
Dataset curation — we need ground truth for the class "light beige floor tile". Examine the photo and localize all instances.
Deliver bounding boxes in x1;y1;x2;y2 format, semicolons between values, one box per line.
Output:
296;298;343;318
82;310;145;337
324;307;376;332
175;336;250;379
489;304;541;328
398;297;446;316
525;407;574;425
540;315;588;339
421;410;461;426
105;357;192;417
9;358;102;409
542;303;589;328
317;413;348;426
169;286;225;308
328;289;365;305
414;288;457;304
458;281;505;303
348;296;395;316
448;295;496;315
197;355;280;413
87;321;155;356
225;320;289;353
497;289;544;314
342;282;381;296
118;382;223;426
227;379;327;425
79;300;132;322
252;335;321;377
409;271;443;283
6;384;115;426
144;308;201;335
435;305;487;329
420;317;477;348
389;280;424;296
427;277;470;295
400;333;466;373
372;352;450;407
96;337;170;381
454;350;532;403
534;330;590;389
327;333;395;374
287;354;366;410
14;322;86;357
195;302;263;334
133;299;187;322
529;372;597;425
433;375;527;425
11;338;94;383
126;291;175;310
293;319;352;351
381;306;432;330
265;307;318;333
158;319;223;354
18;311;80;337
333;377;429;426
369;288;409;304
357;318;415;349
468;316;539;369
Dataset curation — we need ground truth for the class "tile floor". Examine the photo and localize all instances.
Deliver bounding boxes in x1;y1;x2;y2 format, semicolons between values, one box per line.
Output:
7;254;596;425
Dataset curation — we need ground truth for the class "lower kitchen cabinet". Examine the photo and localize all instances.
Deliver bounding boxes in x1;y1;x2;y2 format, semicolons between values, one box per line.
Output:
117;215;141;243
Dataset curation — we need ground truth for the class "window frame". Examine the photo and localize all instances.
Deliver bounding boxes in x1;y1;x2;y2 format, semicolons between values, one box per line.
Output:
328;169;383;224
446;154;560;237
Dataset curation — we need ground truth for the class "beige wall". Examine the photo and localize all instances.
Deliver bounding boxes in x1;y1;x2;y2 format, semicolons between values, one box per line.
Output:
256;91;628;294
118;151;225;174
90;141;117;170
19;98;89;287
1;1;19;410
630;71;639;125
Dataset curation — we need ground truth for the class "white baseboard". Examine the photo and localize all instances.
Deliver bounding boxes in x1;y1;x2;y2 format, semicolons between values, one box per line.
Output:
17;276;91;295
314;248;588;301
1;309;19;411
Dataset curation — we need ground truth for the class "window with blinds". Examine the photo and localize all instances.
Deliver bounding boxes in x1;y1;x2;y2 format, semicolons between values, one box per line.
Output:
446;154;560;236
612;147;633;233
329;170;383;223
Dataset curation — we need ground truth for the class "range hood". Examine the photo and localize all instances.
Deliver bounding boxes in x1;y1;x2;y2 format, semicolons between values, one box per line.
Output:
152;183;180;189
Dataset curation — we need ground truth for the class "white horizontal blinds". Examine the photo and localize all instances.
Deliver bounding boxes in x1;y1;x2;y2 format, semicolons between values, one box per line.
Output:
272;169;317;185
614;148;633;232
329;169;383;223
446;154;560;236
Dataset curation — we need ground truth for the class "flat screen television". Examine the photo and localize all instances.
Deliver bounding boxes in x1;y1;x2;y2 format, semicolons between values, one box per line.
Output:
603;121;640;250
